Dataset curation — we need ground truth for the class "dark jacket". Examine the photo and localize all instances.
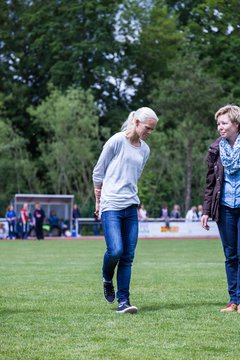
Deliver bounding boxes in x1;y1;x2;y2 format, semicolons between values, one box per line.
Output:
202;137;224;222
34;209;45;223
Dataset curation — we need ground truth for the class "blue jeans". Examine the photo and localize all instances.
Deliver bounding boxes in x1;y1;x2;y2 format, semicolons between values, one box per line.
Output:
217;206;240;304
101;205;138;304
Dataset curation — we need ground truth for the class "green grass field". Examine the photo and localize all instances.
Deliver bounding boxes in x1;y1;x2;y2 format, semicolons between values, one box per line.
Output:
0;239;239;360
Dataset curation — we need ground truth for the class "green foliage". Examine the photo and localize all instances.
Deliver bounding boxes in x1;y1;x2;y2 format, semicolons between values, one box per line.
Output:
0;0;133;141
137;2;182;79
0;119;40;213
0;0;240;216
28;86;103;214
129;1;182;104
166;0;240;96
144;52;224;215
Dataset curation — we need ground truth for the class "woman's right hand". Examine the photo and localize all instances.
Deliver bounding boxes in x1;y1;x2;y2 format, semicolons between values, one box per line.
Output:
201;215;210;230
94;186;101;217
95;201;100;217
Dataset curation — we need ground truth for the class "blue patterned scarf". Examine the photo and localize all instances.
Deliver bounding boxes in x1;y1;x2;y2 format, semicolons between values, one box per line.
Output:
219;134;240;174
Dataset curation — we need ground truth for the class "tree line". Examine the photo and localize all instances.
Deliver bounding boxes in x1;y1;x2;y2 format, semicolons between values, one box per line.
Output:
0;0;239;217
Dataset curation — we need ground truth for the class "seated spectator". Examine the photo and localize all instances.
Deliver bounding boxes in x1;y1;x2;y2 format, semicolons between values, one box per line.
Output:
59;218;68;237
0;223;7;239
43;218;51;237
185;206;198;222
170;204;182;219
49;210;61;236
5;205;17;239
138;203;148;221
197;204;203;220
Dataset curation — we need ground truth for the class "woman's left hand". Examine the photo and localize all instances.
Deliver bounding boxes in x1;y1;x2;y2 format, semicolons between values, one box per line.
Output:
201;215;210;230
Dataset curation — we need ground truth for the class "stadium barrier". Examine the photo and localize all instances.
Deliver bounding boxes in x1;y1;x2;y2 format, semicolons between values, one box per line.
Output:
74;218;220;239
0;218;220;239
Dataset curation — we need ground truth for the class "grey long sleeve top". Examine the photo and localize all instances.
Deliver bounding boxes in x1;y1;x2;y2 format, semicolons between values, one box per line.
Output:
92;132;150;213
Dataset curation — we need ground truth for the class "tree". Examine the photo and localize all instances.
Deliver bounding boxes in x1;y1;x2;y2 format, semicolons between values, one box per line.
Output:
124;0;182;107
28;86;104;214
165;0;240;98
0;0;137;146
0;118;40;213
143;52;224;215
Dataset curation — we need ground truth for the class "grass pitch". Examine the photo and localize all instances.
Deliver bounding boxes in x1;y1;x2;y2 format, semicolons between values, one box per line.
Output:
0;238;239;360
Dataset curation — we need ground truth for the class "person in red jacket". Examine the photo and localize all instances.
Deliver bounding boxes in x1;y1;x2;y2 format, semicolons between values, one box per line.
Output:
20;203;30;240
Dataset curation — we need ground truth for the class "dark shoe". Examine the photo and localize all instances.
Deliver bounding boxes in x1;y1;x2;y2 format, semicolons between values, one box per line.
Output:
116;302;138;314
103;281;115;304
220;303;237;313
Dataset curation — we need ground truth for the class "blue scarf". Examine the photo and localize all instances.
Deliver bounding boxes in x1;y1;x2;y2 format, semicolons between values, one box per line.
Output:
219;134;240;174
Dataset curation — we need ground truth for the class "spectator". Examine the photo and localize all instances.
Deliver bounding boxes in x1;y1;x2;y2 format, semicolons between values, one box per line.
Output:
138;203;148;221
59;218;68;237
33;203;45;240
20;203;30;240
49;210;61;236
160;203;170;228
5;205;16;239
197;204;203;220
43;218;51;236
72;203;81;220
0;223;7;239
170;204;182;219
72;203;81;234
185;206;198;222
28;212;35;237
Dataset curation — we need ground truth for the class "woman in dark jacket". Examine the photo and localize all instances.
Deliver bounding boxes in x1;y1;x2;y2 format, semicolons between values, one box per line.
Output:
201;104;240;313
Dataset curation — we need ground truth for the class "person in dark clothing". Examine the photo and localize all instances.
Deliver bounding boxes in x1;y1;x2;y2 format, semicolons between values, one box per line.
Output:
5;205;17;239
72;203;81;227
49;210;61;236
33;203;45;240
72;203;81;235
72;204;81;219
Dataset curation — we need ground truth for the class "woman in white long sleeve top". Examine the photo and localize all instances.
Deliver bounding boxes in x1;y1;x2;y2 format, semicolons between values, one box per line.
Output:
93;107;158;314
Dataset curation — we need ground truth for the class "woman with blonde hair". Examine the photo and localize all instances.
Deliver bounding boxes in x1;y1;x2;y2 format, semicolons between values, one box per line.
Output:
201;104;240;313
93;107;158;314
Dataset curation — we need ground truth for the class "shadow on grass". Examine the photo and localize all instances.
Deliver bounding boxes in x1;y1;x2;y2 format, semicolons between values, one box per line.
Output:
139;301;224;312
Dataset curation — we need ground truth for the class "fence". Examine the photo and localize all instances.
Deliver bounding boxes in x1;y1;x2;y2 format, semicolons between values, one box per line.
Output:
74;218;220;238
0;218;220;239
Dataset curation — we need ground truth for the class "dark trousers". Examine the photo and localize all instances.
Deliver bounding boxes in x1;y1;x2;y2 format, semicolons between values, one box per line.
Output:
217;206;240;304
35;221;44;240
8;221;15;239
